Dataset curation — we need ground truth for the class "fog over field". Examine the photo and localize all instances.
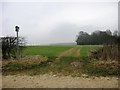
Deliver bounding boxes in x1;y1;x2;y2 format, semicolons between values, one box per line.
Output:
1;0;118;45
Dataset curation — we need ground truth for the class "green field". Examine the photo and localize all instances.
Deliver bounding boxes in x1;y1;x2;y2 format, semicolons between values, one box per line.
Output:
23;45;102;57
23;45;74;57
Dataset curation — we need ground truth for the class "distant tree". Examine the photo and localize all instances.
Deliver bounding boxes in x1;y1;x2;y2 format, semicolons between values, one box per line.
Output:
76;31;90;45
113;30;118;37
106;29;112;36
1;36;26;59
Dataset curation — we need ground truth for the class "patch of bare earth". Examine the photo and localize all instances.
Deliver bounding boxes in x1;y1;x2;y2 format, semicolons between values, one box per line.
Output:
2;74;119;88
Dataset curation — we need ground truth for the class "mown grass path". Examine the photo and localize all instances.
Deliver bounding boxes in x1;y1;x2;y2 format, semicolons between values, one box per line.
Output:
58;46;80;57
57;45;102;58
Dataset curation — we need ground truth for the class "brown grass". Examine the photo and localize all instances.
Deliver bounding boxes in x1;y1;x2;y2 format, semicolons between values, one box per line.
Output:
92;60;119;69
2;55;48;65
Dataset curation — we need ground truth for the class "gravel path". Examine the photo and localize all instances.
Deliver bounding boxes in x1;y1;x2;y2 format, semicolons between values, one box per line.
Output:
2;74;119;88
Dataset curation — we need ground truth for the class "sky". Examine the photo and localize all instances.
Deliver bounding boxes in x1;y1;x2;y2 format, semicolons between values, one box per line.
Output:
1;0;119;45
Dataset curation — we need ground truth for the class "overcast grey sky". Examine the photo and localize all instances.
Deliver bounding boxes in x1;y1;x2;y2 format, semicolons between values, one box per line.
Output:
1;0;118;45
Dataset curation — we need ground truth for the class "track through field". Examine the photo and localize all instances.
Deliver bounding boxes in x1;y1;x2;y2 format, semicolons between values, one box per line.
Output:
58;46;80;57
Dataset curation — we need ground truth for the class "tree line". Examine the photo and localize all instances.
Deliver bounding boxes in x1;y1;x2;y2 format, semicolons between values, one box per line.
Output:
76;30;119;45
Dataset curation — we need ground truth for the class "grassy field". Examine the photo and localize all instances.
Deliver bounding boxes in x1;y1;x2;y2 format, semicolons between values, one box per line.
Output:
23;45;74;57
3;45;120;76
23;45;102;57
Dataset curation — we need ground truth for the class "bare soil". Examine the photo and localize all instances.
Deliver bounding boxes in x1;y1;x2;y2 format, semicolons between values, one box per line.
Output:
2;74;119;88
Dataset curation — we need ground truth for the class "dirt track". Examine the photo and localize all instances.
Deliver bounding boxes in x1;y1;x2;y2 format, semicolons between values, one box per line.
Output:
2;74;119;88
58;46;80;57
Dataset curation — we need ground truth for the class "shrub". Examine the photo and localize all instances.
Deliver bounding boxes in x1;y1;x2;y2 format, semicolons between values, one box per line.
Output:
1;36;26;59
